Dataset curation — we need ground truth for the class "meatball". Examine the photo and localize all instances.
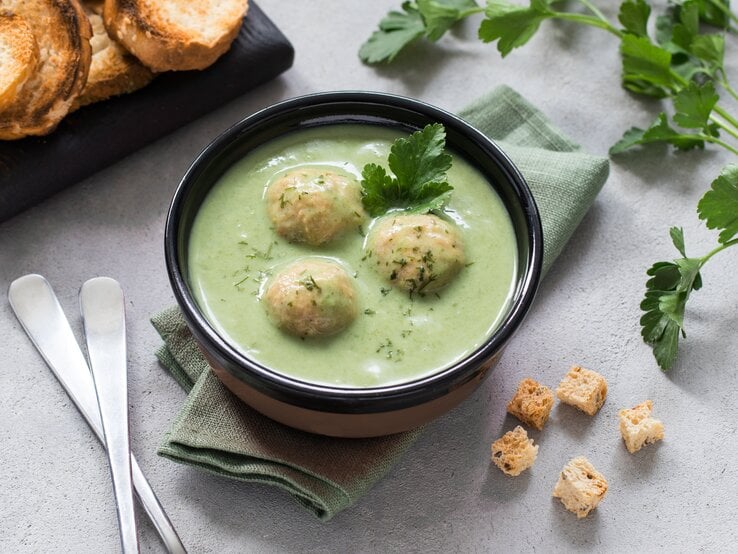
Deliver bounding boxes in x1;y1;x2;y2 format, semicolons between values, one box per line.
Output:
265;168;365;246
262;258;358;338
366;213;465;294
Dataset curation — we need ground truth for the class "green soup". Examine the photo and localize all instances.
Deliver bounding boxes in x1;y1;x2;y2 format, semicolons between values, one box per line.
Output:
188;125;518;388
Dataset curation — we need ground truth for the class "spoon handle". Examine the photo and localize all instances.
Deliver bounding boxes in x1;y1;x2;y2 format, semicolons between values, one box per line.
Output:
80;277;139;554
8;274;187;554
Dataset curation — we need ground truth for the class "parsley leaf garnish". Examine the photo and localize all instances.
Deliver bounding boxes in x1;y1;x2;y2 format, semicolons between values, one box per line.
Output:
420;0;480;40
478;0;554;57
300;274;322;292
619;0;651;37
609;81;723;155
697;164;738;243
642;165;738;370
653;3;725;82
670;226;687;257
673;81;720;129
359;0;481;64
691;0;734;31
361;123;454;217
620;34;676;98
690;34;725;77
640;238;703;371
358;2;426;63
609;112;706;154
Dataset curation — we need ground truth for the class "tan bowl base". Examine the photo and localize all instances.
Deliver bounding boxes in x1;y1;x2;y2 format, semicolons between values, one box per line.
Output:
202;348;502;438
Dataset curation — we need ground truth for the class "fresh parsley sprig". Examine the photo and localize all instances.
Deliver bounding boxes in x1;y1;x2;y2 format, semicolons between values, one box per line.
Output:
641;165;738;370
361;123;454;216
358;1;621;64
361;1;738;156
608;1;738;155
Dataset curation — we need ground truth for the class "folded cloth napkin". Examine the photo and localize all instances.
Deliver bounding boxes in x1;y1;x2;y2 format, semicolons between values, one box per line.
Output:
152;84;609;521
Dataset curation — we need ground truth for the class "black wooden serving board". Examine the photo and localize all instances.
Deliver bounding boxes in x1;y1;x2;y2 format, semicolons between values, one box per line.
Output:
0;2;294;223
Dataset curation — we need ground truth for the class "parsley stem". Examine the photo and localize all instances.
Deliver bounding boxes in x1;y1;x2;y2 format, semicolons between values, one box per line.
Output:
720;80;738;103
668;70;690;90
551;12;621;37
508;2;738;158
548;2;738;158
707;114;738;142
574;0;612;27
702;133;738;156
458;7;485;18
700;237;738;265
712;105;738;135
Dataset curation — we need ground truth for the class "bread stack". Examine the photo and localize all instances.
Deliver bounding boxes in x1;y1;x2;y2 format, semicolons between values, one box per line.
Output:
0;0;249;140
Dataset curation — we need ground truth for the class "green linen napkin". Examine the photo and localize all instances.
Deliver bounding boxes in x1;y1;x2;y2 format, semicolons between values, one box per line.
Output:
152;84;609;521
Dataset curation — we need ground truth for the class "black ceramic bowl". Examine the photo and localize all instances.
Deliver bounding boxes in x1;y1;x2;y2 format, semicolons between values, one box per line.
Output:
165;92;543;438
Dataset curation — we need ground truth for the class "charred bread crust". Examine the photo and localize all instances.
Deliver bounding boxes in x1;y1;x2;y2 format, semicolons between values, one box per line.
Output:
103;0;249;72
0;12;39;111
0;0;92;139
72;0;153;110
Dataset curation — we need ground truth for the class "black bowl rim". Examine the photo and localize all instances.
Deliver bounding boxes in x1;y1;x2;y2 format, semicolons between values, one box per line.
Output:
165;90;544;412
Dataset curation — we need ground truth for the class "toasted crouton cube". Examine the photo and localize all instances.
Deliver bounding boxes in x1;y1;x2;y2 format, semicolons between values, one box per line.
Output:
553;457;608;518
490;426;539;476
556;365;607;415
507;378;555;430
619;400;664;453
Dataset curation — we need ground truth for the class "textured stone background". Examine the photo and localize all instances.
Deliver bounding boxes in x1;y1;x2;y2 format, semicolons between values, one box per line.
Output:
1;1;736;551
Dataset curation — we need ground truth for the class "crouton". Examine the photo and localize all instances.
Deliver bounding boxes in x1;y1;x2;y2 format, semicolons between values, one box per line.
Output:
507;377;555;430
552;456;608;518
619;400;664;454
556;365;607;416
490;426;538;477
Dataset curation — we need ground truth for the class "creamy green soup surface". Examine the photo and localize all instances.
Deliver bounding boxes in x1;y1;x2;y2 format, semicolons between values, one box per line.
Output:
188;125;518;388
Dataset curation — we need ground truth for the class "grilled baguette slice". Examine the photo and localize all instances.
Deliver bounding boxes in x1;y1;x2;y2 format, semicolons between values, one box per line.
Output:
73;0;153;110
0;0;92;140
103;0;249;72
0;13;39;112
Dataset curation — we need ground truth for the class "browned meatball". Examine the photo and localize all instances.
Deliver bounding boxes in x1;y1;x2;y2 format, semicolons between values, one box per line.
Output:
265;168;365;246
262;258;358;338
366;213;465;293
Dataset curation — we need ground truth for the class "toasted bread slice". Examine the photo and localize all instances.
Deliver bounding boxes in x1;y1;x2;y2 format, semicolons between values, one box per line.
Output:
0;0;92;140
72;0;153;110
103;0;249;72
0;13;39;112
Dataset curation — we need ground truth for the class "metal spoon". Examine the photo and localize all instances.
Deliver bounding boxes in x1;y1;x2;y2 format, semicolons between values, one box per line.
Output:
80;277;139;553
8;274;187;554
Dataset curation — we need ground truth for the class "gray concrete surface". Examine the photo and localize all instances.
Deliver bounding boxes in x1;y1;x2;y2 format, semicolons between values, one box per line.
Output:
1;1;737;552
